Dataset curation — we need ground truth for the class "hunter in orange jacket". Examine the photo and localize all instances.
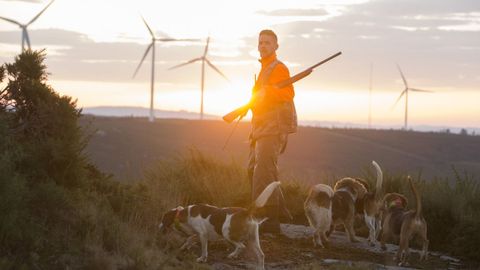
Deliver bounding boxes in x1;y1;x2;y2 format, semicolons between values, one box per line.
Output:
248;29;297;235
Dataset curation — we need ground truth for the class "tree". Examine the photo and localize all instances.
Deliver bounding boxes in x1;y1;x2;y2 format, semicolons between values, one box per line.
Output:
0;50;86;187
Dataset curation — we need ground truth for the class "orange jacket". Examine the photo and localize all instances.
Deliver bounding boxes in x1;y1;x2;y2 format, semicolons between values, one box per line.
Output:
250;53;298;140
252;53;294;115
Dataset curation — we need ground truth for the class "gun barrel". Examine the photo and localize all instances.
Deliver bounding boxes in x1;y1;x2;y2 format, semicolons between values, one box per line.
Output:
307;51;342;71
222;51;342;123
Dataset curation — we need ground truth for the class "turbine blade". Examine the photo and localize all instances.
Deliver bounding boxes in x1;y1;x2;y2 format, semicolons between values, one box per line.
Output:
396;64;408;88
205;58;229;81
132;43;153;78
27;0;55;26
155;38;200;42
0;16;22;26
168;57;202;70
409;88;434;93
391;90;406;110
203;36;210;56
141;16;155;38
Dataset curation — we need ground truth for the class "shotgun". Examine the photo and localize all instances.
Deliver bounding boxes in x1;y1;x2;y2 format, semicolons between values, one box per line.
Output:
222;51;342;123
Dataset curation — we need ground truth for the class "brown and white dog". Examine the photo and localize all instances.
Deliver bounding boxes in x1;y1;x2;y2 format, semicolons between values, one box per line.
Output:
355;161;384;246
380;176;428;266
328;177;368;242
304;184;334;248
159;181;281;270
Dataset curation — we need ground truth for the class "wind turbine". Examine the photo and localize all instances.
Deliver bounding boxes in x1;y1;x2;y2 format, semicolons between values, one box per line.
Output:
168;37;229;120
132;17;197;122
393;64;433;130
0;0;55;52
368;63;373;129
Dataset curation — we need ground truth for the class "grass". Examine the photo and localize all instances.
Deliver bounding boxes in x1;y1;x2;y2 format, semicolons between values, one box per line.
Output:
2;148;480;268
133;149;480;261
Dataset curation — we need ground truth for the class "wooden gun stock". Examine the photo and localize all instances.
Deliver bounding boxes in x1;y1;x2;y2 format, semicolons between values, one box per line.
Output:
222;51;342;123
222;104;250;123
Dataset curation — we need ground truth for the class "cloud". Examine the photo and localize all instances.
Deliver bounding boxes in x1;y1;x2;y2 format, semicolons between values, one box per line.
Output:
1;0;478;93
438;23;480;31
256;8;328;17
0;28;253;83
260;0;480;91
3;0;41;2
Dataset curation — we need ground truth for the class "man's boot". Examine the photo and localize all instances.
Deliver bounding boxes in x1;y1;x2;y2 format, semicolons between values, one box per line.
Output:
259;205;281;235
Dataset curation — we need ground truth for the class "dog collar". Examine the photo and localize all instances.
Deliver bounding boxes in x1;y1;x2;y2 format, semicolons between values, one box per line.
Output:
389;198;403;208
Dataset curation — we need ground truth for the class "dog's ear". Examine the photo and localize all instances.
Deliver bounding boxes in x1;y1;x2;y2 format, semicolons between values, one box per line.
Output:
355;178;370;190
159;208;180;234
398;195;408;208
354;181;368;199
382;193;395;208
382;193;408;209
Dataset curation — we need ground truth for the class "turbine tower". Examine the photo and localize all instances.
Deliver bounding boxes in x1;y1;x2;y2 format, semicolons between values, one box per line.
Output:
132;17;197;122
368;63;373;129
0;0;55;52
168;37;229;120
393;64;433;130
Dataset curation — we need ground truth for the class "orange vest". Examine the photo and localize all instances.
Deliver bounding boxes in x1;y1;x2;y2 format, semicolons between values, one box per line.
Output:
250;54;297;140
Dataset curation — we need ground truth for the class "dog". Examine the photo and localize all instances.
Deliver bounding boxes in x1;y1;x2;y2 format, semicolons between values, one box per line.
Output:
327;176;368;243
304;184;334;248
380;176;428;266
354;161;384;245
159;181;281;270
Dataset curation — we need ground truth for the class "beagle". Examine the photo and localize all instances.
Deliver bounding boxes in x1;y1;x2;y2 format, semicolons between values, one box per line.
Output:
159;181;281;270
304;183;334;248
355;161;384;246
328;177;367;243
380;176;429;266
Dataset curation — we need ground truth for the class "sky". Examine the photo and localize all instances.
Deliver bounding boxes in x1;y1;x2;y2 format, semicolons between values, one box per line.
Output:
0;0;479;128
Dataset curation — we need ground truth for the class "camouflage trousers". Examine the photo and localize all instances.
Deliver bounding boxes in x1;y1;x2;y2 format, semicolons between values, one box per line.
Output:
247;134;288;206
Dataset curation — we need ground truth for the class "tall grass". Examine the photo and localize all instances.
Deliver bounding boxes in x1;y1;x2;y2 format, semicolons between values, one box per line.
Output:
134;152;480;261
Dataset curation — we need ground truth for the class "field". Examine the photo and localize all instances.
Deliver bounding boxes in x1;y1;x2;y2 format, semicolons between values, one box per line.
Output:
81;115;480;182
3;51;480;269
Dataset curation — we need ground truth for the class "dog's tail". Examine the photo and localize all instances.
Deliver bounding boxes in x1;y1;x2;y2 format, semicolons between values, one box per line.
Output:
407;176;422;217
254;181;281;208
372;160;383;201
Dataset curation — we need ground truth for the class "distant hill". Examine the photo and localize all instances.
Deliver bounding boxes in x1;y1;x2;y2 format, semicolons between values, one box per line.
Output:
82;106;219;120
80;115;480;182
83;106;480;135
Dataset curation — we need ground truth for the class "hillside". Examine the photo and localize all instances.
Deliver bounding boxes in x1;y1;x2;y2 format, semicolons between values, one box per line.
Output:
80;116;480;182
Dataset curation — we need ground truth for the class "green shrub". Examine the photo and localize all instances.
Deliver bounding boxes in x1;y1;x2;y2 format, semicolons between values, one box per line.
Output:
0;51;206;269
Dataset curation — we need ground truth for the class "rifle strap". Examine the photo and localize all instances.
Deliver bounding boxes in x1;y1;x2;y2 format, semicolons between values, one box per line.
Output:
255;60;279;90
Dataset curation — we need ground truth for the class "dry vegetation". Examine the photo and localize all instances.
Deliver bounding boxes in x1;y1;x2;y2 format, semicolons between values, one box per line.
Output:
2;51;480;269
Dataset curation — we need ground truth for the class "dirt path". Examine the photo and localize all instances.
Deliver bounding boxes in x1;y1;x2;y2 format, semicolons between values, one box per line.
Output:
200;224;472;270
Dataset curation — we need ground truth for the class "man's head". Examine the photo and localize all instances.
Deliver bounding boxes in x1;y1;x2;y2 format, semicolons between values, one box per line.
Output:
258;29;278;59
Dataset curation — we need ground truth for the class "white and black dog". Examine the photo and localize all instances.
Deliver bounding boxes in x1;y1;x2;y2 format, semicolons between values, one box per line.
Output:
355;161;384;246
304;184;334;248
159;181;281;270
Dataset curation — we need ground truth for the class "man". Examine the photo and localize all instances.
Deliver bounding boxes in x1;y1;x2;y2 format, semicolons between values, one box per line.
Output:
247;29;297;234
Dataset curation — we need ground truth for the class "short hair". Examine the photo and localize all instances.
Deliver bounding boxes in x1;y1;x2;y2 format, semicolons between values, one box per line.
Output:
259;29;278;43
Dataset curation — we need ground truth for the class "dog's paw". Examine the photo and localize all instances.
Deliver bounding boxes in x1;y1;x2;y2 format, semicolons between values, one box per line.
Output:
196;256;207;263
313;239;325;248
